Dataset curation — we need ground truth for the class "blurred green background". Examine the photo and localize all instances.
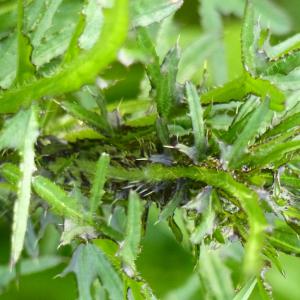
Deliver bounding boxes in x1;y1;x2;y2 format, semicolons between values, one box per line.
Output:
1;0;300;299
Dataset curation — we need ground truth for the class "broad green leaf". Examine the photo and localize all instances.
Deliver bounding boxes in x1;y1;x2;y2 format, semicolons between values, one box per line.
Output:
119;191;144;274
0;255;64;291
89;153;110;216
130;0;183;27
28;0;63;48
25;0;81;67
0;0;129;113
233;277;257;300
199;245;234;300
0;106;39;266
226;98;270;169
61;243;123;300
185;82;206;161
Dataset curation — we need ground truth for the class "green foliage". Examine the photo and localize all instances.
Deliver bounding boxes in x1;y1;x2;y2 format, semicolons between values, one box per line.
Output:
1;0;300;299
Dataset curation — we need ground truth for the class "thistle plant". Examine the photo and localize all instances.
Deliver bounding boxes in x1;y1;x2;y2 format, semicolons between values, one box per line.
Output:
0;0;300;299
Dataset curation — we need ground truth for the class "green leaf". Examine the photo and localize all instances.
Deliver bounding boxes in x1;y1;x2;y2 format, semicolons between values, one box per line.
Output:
262;112;300;139
32;176;87;224
185;82;206;161
119;191;144;274
199;245;234;300
201;73;285;112
241;0;257;74
137;28;179;119
159;190;182;222
0;0;129;113
107;164;267;275
0;106;39;267
28;0;63;48
226;98;270;169
61;243;123;300
268;221;300;255
0;255;64;291
264;49;300;76
233;277;257;300
60;100;109;134
245;140;300;168
15;0;35;84
130;0;183;27
89;153;110;217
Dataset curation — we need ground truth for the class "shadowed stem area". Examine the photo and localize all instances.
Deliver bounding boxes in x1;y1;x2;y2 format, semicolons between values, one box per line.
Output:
109;164;267;276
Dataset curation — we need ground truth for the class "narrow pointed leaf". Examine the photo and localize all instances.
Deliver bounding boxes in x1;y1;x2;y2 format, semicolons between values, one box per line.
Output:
89;153;110;216
233;277;257;300
8;106;38;266
185;82;206;161
119;191;144;273
227;98;270;168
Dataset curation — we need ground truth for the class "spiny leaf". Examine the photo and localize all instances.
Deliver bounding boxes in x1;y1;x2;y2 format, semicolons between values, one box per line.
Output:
89;153;110;217
226;98;270;169
201;72;285;111
0;0;128;113
264;49;300;76
32;176;87;224
0;105;39;267
185;82;206;161
245;140;300;168
61;243;123;300
233;277;257;300
29;0;63;48
265;33;300;58
262;112;300;139
137;28;179;119
119;191;144;274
